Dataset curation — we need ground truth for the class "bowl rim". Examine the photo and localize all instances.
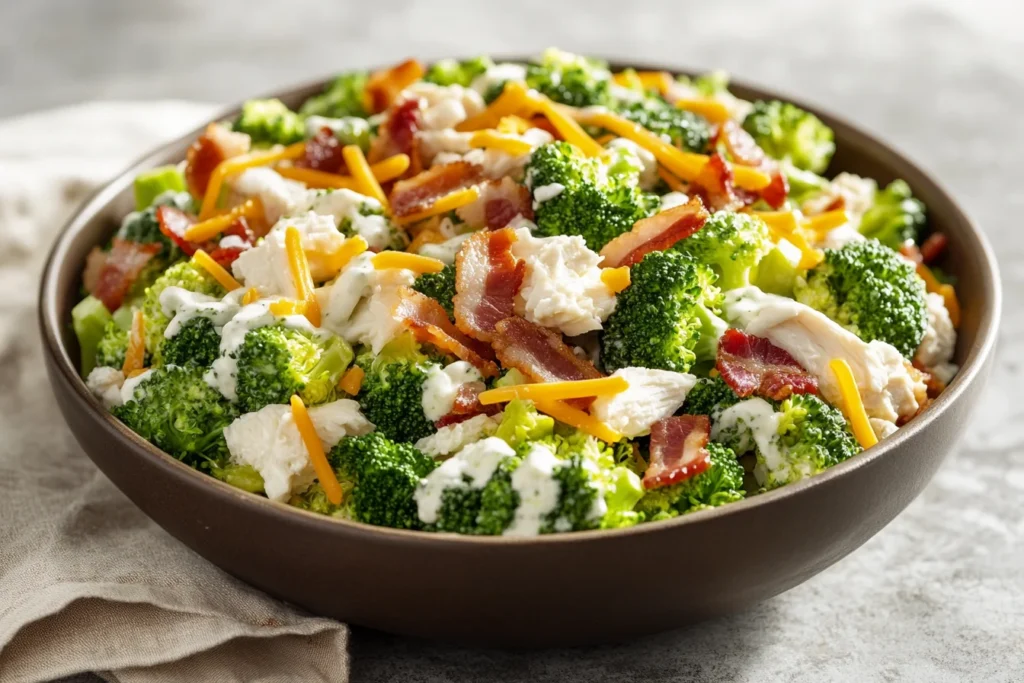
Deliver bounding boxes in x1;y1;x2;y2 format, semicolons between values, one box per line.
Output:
38;59;1002;549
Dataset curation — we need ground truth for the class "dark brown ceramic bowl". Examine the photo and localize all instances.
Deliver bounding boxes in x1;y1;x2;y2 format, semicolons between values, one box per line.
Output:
39;61;1000;647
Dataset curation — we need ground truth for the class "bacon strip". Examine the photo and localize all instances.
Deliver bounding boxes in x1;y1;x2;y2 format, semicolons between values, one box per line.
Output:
455;177;533;230
298;126;346;173
435;383;501;428
369;99;422;174
690;153;754;212
394;288;499;378
390;161;484;217
157;206;253;266
716;328;818;401
599;197;709;268
716;122;787;209
453;228;525;342
920;233;948;265
644;415;712;490
184;123;250;197
92;239;162;311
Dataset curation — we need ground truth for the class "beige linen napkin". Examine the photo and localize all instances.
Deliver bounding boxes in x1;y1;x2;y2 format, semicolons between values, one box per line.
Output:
0;102;348;683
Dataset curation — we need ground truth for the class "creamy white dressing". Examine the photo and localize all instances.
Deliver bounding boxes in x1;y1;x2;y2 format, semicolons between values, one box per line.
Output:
120;368;156;405
713;398;787;487
415;437;515;524
232;167;308;224
420;361;484;422
319;251;376;333
660;191;689;210
417;231;473;265
218;234;251;251
301;189;394;251
590;367;697;438
159;286;241;338
533;183;565;204
86;366;125;409
504;444;564;537
470;63;528;97
323;265;415;354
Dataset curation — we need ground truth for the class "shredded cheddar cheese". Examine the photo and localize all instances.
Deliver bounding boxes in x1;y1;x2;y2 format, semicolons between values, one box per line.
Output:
529;96;604;157
635;71;673;95
829;358;878;450
284;225;321;327
269;299;307;317
277;154;410;190
751;211;823;269
338;366;365;396
601;266;631;293
675;98;731;125
242;287;260;306
394;186;480;225
406;228;444;253
290;395;343;505
802;209;849;236
612;70;644;91
497;115;532;135
199;142;305;220
371;251;445;274
192;249;242;291
657;166;689;194
916;263;961;328
325;235;369;274
456;81;530;132
341;145;389;210
468;130;533;156
122;310;146;376
533;399;623;443
479;376;629;406
185;198;262;243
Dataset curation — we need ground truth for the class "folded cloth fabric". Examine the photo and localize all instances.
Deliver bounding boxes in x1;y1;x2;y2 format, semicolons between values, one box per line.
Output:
0;102;349;683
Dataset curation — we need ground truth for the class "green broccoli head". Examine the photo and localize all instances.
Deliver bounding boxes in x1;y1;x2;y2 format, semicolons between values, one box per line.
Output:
234;325;353;413
329;432;437;529
494;399;555;455
96;319;130;369
601;250;725;374
141;261;224;362
681;375;742;420
613;97;711;154
232;98;306;146
299;70;370;119
634;442;745;519
113;365;239;465
355;334;437;443
423;56;494;87
430;456;521;536
525;48;613;108
771;393;861;486
794;239;928;357
525;141;659;250
858;179;927;251
742;100;835;174
160;316;221;369
673;210;772;291
411;263;456;318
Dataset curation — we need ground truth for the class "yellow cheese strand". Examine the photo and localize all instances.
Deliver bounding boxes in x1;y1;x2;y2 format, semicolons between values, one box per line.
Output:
199;142;305;220
530;97;604;157
268;299;308;317
456;81;530;132
600;266;632;294
468;130;533;156
371;251;446;274
241;288;260;305
290;395;343;506
341;145;389;210
284;226;321;327
829;358;879;450
192;249;242;291
675;98;732;125
338;366;365;396
394;186;480;226
184;198;262;243
533;399;623;444
802;209;849;236
325;235;369;274
276;153;411;190
479;376;629;406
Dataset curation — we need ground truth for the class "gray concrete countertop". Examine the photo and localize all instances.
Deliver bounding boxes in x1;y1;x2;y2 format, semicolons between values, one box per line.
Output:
6;0;1022;680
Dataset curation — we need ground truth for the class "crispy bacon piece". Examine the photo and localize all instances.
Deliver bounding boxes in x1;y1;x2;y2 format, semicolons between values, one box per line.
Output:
912;359;945;400
82;247;108;295
717;121;766;167
716;328;818;401
390;161;484;217
453;228;525;342
369;99;422;172
297;126;346;173
156;206;253;265
434;383;501;428
920;232;948;265
690;153;754;212
898;242;922;265
184;123;250;197
644;416;712;489
394;288;499;378
759;171;789;210
365;59;425;114
91;239;162;312
599;197;710;268
529;115;562;140
455;177;533;230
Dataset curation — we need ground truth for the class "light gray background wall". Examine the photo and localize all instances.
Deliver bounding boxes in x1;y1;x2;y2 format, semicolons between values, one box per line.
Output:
3;1;1022;681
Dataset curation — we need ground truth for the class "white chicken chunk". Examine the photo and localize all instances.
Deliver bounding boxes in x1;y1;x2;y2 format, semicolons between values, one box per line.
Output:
231;167;308;224
591;368;697;438
399;82;485;131
414;413;501;459
914;292;959;385
86;366;126;409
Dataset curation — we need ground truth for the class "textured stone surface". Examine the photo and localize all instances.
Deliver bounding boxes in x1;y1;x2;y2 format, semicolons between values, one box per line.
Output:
3;0;1022;680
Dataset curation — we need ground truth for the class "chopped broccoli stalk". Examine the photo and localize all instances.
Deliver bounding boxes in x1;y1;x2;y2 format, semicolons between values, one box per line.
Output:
329;432;437;529
72;295;113;375
753;239;804;297
635;442;745;519
232;98;306;146
355;333;436;443
160;316;221;369
858;179;927;250
289;482;351;517
133;166;186;211
211;463;265;494
525;48;613;108
742;100;835;174
782;163;830;206
794;239;927;357
525;141;658;251
424;56;493;87
601;250;724;374
234;325;352;413
494;399;555;454
299;71;370;119
613;97;711;153
113;365;239;466
672;210;772;291
140;261;224;362
411;263;456;318
493;368;529;388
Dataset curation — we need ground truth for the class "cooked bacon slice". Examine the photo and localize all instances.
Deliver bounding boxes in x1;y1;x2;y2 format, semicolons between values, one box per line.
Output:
297;126;346;173
690;153;754;212
156;206;253;265
759;171;789;210
717;121;766;167
453;228;525;342
717;328;818;401
369;99;422;173
644;415;712;489
920;232;948;265
529;115;561;141
82;247;108;295
390;161;484;217
394;288;499;378
365;59;425;114
434;382;501;428
455;177;533;230
184;123;250;197
92;239;162;311
599;197;709;268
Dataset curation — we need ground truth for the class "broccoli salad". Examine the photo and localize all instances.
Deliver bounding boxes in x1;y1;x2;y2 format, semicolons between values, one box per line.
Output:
71;49;960;536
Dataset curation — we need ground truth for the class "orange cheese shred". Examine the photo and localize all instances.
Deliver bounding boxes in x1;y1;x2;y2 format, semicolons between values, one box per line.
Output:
199;142;305;220
242;288;260;306
917;263;961;328
341;145;389;210
284;225;321;327
479;376;629;406
532;399;623;443
601;266;632;294
468;130;533;156
371;251;446;274
657;166;689;194
529;96;604;157
325;235;369;274
290;395;343;505
122;309;146;376
675;98;731;125
829;358;879;450
185;198;263;243
338;366;365;396
394;186;480;226
406;228;444;254
192;249;242;291
277;153;411;190
456;81;530;132
268;299;308;317
802;209;849;236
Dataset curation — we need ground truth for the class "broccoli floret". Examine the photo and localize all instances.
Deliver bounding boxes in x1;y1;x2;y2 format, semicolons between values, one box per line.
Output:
601;250;725;374
212;463;266;494
753;240;804;297
95;318;130;369
794;239;927;357
635;442;745;519
494;399;555;455
161;316;221;368
525;141;658;250
858;179;927;251
355;334;436;443
113;365;239;465
411;264;456;318
299;71;369;119
682;375;742;419
673;210;772;291
772;394;861;483
232;98;306;146
525;48;613;108
234;325;353;413
742;100;835;174
613;97;711;154
676;70;732;97
289;481;350;517
133;166;186;211
140;261;224;361
424;56;493;87
329;432;437;529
